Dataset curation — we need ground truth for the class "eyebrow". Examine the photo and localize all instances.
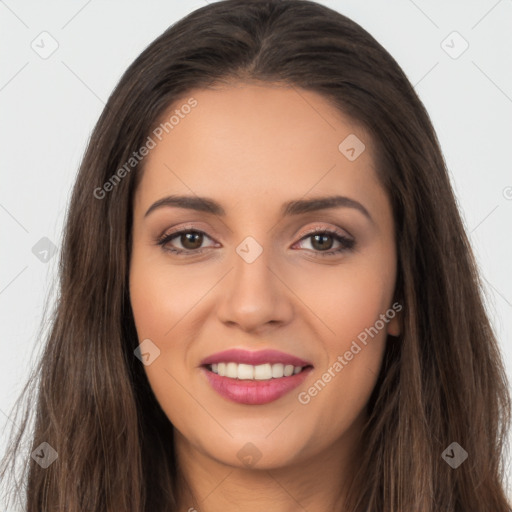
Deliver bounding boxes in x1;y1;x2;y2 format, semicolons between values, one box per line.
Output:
144;194;373;223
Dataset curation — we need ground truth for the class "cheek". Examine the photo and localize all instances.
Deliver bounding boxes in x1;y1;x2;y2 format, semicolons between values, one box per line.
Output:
290;254;394;421
129;257;209;427
295;297;388;440
129;253;211;339
289;256;396;344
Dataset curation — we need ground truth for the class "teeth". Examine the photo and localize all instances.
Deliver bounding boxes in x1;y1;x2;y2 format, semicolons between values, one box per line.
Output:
271;363;284;378
254;363;272;380
226;362;237;378
210;362;305;380
238;363;254;380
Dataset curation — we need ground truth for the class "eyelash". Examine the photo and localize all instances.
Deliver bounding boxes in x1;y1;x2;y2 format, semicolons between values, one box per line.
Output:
155;226;355;258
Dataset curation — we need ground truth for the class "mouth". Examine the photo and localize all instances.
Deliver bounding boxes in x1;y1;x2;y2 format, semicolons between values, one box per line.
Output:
204;361;313;380
200;348;314;405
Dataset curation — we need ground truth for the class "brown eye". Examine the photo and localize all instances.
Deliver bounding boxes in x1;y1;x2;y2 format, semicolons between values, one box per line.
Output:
156;229;218;255
294;229;355;257
310;233;334;251
180;232;203;250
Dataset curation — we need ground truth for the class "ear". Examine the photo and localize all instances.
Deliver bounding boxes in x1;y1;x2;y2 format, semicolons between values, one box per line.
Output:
387;312;401;337
386;297;402;337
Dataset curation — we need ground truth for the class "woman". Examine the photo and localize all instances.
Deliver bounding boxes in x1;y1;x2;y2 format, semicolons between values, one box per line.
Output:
1;0;510;510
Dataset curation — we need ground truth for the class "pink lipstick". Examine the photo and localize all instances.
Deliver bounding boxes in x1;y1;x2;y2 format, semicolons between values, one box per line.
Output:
200;349;313;405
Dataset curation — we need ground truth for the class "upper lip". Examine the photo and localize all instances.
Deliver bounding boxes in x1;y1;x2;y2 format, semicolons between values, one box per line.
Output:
200;349;313;367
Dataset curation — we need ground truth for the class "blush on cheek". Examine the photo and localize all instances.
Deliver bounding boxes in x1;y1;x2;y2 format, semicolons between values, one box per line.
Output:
130;273;187;336
322;296;389;347
294;261;394;339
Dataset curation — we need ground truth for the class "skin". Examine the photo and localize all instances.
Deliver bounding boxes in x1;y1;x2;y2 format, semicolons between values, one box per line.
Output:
129;81;400;512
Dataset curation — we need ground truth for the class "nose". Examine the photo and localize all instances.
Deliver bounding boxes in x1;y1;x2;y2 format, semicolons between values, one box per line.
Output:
216;244;294;334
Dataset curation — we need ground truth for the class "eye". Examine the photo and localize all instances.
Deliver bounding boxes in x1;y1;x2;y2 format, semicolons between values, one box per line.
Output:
156;229;218;255
294;227;355;256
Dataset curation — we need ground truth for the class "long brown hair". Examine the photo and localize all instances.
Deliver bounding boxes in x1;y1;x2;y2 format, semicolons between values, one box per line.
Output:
1;0;510;510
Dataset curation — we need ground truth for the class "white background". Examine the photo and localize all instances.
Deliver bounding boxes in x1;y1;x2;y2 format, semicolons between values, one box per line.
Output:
1;0;511;502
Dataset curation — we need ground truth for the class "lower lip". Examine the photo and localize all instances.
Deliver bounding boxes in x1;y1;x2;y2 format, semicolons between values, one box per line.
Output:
201;366;313;405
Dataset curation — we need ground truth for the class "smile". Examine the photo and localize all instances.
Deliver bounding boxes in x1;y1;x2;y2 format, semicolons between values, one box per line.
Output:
200;348;314;405
209;362;305;379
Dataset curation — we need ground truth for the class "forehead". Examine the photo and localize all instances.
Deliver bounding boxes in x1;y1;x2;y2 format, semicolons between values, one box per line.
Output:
135;83;386;215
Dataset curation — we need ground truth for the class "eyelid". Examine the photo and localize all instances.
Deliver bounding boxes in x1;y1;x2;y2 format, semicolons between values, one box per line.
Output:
294;224;353;242
158;222;216;240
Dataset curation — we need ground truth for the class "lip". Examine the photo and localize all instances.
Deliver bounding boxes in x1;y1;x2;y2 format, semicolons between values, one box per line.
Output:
200;348;312;367
201;365;314;405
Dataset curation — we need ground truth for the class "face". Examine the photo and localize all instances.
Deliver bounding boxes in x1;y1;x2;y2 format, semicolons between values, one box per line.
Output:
129;82;400;470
